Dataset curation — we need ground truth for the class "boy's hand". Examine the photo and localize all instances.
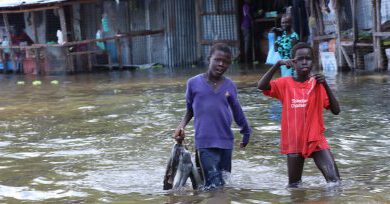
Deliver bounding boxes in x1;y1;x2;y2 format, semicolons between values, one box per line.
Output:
270;27;283;35
312;73;327;84
173;127;185;144
277;59;296;69
240;142;248;149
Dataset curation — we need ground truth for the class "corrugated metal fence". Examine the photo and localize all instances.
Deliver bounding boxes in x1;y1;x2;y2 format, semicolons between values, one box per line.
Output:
121;0;198;67
357;0;390;30
201;0;239;61
91;0;238;67
165;0;198;66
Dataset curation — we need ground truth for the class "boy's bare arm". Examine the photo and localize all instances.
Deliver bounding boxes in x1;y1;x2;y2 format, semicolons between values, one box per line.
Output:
179;109;193;129
258;60;295;90
174;109;193;143
313;74;340;115
323;82;340;115
257;61;280;90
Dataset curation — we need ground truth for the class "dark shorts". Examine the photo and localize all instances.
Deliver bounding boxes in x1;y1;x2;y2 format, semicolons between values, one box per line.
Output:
197;148;232;188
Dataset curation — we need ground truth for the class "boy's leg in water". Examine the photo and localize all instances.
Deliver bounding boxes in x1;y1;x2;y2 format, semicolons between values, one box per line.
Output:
287;153;305;187
311;149;341;183
198;148;224;188
195;150;204;182
219;149;232;183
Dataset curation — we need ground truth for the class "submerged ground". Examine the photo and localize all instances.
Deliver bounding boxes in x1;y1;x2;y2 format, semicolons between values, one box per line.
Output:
0;65;389;203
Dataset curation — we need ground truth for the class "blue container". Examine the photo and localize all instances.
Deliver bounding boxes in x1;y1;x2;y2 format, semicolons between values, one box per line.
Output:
7;61;14;70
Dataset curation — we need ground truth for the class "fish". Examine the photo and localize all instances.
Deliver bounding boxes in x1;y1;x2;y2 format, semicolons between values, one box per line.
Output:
163;143;203;190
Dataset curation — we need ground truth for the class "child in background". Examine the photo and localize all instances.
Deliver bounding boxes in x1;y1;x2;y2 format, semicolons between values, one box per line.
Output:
257;42;341;187
272;15;299;77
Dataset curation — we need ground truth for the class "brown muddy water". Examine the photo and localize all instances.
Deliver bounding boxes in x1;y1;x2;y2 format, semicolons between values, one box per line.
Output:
0;65;389;203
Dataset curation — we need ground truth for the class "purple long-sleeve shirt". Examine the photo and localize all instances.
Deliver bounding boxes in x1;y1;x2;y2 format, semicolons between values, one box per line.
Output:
186;74;251;149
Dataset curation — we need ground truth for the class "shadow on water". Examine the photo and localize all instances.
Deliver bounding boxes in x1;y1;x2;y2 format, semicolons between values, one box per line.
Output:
0;65;389;202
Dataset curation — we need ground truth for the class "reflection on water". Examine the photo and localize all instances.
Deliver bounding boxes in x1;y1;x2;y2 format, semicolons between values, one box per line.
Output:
0;67;389;203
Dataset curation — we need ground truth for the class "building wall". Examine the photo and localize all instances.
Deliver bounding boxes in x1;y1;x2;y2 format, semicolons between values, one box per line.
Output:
114;0;198;67
81;0;234;67
381;0;390;24
356;0;390;30
165;0;198;66
80;3;100;40
200;0;239;61
101;0;168;66
129;0;154;65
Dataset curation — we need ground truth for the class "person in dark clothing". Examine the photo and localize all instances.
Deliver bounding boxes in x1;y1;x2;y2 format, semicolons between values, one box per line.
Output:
241;0;252;63
292;0;309;42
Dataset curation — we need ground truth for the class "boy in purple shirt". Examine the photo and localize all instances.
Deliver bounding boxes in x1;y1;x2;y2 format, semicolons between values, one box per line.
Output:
174;43;252;189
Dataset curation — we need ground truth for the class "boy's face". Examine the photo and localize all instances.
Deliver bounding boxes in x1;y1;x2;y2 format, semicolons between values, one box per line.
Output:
208;50;231;78
293;48;313;77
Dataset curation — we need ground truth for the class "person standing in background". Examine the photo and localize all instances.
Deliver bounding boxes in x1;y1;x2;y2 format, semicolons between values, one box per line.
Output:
273;15;299;77
292;0;310;42
241;0;252;64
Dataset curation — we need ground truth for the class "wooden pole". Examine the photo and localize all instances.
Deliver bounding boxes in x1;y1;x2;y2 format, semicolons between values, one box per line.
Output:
2;13;17;73
315;2;324;36
72;3;83;71
31;12;41;74
58;7;68;42
334;1;345;68
341;46;353;68
31;12;39;43
0;5;60;14
127;1;133;64
87;53;92;71
372;0;379;69
351;0;358;69
195;0;202;61
72;3;82;41
115;38;123;69
34;48;41;74
313;2;323;70
67;49;75;72
58;7;70;72
145;0;152;63
375;0;384;70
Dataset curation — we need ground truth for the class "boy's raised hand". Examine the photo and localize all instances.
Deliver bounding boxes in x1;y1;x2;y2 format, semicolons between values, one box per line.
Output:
312;73;327;84
278;59;296;69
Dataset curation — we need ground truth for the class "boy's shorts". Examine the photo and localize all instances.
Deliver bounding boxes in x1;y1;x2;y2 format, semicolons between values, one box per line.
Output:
197;148;232;188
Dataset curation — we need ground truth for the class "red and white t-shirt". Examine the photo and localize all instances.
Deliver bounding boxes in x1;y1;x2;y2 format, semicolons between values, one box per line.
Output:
263;77;330;154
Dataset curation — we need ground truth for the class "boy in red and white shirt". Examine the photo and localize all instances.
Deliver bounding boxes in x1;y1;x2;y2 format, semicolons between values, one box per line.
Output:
258;42;341;187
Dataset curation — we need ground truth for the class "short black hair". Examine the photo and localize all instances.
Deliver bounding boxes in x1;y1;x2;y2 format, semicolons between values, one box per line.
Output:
209;43;232;58
291;42;313;59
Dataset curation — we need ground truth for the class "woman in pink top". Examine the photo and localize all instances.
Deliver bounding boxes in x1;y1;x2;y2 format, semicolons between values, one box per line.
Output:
257;42;341;187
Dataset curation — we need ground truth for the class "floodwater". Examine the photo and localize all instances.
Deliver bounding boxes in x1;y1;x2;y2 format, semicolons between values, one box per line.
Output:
0;66;389;203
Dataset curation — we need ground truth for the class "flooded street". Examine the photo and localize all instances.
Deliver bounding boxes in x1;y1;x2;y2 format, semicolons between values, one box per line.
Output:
0;66;389;203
